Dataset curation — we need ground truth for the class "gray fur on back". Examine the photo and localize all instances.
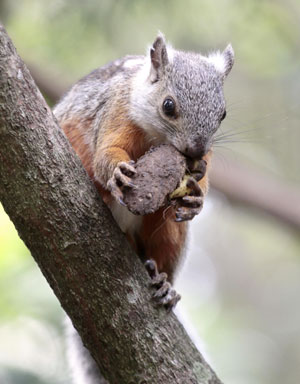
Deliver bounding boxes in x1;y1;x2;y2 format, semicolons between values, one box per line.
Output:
53;55;143;123
53;55;144;153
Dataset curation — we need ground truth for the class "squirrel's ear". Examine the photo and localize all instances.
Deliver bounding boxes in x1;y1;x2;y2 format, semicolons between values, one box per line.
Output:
150;34;169;82
222;44;234;78
208;44;234;79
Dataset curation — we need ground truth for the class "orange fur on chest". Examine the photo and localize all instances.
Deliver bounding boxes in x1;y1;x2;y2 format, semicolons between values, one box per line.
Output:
61;117;151;206
61;117;187;279
140;207;187;281
61;118;111;203
100;118;151;162
62;119;94;177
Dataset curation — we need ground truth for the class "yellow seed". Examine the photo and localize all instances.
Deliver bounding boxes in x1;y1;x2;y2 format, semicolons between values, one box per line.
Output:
169;175;192;199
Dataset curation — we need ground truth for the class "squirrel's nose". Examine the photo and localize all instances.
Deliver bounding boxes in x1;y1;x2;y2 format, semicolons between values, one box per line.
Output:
184;145;205;160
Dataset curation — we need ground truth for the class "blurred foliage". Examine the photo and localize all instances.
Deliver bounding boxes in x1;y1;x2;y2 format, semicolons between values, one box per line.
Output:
0;205;67;384
3;0;300;182
0;1;300;383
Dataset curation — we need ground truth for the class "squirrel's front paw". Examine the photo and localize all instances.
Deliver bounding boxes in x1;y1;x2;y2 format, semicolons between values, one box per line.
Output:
174;176;204;222
145;259;181;311
107;161;136;205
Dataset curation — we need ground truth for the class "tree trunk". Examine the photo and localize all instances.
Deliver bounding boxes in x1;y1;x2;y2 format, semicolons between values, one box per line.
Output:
0;24;223;384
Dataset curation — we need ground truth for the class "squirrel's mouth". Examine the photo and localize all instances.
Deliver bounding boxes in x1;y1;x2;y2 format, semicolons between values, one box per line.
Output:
181;145;206;161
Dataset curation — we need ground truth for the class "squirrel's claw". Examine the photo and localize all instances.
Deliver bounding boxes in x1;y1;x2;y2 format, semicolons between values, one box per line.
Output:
188;159;207;181
107;161;136;203
145;259;181;311
161;289;181;312
172;176;204;222
186;176;203;196
113;163;136;187
107;177;124;202
181;195;203;208
119;161;136;177
175;205;202;222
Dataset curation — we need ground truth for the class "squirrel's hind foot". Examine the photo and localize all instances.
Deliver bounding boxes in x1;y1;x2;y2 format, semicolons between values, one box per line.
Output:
145;259;181;311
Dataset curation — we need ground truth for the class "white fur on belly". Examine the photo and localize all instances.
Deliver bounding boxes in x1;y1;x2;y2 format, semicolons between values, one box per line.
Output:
110;200;142;235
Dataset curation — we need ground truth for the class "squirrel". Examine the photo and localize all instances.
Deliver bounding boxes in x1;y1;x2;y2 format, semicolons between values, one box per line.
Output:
53;34;234;384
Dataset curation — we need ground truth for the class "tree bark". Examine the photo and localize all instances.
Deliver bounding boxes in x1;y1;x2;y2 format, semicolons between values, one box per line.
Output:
0;24;222;384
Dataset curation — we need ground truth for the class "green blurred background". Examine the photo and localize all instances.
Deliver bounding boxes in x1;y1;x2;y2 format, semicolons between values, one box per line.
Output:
0;0;300;383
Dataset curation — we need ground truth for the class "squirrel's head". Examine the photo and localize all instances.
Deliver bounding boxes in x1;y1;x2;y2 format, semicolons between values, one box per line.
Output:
130;34;234;159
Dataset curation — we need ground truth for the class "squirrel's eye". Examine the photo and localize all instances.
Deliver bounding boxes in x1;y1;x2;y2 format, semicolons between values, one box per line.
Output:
221;110;227;121
162;98;176;117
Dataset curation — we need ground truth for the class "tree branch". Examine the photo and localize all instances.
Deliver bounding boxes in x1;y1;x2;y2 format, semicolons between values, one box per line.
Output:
210;157;300;230
0;24;222;384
